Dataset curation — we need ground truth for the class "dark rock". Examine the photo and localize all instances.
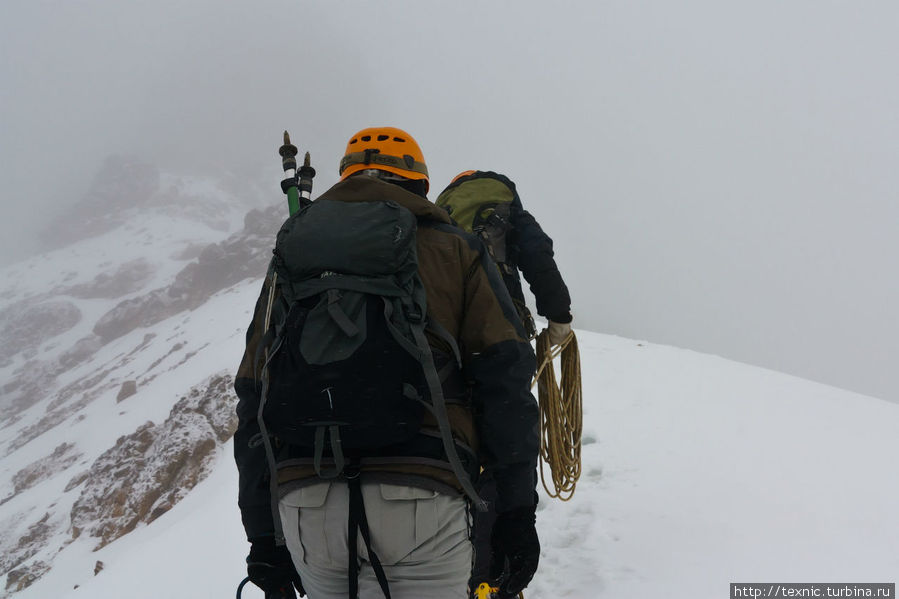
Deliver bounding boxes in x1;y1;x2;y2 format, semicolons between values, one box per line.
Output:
63;470;90;493
91;204;281;344
0;513;54;585
5;443;81;500
172;243;205;261
58;335;104;370
93;293;169;343
0;300;81;365
4;561;49;593
65;258;156;299
116;380;138;403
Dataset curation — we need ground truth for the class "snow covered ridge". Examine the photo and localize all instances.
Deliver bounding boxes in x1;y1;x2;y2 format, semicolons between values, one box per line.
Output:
0;162;285;595
6;327;898;599
38;155;243;251
2;161;898;597
0;199;282;434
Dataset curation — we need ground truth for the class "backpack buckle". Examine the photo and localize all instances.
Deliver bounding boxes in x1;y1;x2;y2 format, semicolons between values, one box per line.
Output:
343;463;361;480
405;305;424;323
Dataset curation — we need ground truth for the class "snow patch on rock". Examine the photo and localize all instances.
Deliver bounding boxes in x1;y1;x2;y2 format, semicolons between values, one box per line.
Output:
69;373;237;549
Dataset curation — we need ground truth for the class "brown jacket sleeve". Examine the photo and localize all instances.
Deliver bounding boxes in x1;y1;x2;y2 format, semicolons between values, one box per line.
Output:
423;223;539;512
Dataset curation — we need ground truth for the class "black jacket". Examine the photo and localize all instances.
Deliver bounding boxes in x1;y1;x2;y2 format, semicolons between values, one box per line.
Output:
440;171;572;324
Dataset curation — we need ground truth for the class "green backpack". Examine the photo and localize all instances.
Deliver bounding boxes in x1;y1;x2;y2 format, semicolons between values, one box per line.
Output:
436;172;537;338
436;173;515;266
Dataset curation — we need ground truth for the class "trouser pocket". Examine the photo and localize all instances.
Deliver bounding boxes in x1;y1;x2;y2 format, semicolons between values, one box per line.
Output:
279;482;334;567
364;483;468;565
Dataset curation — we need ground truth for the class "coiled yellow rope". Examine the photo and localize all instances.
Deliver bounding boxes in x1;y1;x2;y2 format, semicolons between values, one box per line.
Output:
532;329;582;501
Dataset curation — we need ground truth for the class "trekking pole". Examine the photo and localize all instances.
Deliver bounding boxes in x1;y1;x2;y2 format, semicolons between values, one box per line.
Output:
278;131;315;215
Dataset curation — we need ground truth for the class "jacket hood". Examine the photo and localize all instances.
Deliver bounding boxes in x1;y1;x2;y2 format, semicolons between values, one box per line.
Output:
318;175;453;225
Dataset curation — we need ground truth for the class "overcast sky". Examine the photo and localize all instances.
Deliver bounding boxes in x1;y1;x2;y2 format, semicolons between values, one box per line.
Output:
2;1;897;401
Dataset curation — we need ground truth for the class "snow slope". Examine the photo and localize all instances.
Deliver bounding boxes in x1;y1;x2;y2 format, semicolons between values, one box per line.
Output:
1;158;895;597
12;321;898;599
0;161;277;596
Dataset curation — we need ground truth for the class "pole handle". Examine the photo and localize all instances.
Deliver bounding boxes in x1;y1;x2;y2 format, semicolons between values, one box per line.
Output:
279;131;302;215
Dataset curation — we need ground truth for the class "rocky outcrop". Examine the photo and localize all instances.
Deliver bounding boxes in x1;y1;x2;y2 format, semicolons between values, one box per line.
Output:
63;470;90;493
0;162;272;594
1;332;102;430
116;380;137;402
64;258;155;299
91;293;170;343
0;299;81;367
92;204;281;343
57;334;105;371
5;365;116;454
4;561;49;594
0;512;60;593
69;373;237;549
1;443;82;506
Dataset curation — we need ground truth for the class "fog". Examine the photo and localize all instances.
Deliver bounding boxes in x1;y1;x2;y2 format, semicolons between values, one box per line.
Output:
3;1;897;401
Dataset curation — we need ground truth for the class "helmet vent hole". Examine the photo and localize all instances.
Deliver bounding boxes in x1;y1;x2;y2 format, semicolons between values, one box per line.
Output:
377;134;389;141
350;138;358;144
394;137;406;143
361;135;371;142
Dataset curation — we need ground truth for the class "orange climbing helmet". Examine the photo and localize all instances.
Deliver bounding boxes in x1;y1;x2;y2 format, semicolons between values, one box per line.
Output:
339;127;429;191
451;170;477;184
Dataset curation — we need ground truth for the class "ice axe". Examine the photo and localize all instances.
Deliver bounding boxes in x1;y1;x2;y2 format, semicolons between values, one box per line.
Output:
279;131;315;216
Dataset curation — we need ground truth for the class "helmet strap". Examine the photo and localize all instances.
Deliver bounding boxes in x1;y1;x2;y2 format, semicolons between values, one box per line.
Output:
339;150;429;178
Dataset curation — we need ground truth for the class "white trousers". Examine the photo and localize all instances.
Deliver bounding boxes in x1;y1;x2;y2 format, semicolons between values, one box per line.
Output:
279;481;472;599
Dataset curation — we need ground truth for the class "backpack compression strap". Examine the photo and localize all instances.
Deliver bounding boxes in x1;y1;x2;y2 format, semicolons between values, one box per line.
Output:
409;322;487;512
313;424;346;479
257;271;287;545
382;298;487;512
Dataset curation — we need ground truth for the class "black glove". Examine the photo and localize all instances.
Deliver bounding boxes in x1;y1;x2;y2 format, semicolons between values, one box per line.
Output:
488;505;540;597
247;537;305;598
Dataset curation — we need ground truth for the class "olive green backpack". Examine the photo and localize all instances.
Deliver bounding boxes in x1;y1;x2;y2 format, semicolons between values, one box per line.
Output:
435;171;537;338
